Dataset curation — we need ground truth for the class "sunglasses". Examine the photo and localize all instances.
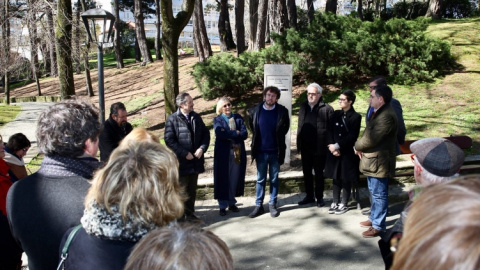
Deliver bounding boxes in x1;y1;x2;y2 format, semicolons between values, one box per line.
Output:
223;103;231;108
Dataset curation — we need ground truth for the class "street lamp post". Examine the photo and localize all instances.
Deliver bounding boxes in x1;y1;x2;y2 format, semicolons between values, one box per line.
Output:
80;8;115;123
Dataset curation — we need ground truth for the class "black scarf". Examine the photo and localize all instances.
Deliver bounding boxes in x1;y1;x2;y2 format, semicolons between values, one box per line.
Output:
38;155;101;179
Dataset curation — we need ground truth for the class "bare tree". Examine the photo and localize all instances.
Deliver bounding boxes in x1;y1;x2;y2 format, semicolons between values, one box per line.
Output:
325;0;337;13
253;0;267;50
27;0;41;96
46;2;57;76
114;0;124;68
268;0;288;39
218;0;236;51
248;0;258;51
426;0;442;19
79;0;94;96
134;0;153;65
161;0;195;118
154;0;163;60
235;0;245;55
357;0;363;20
74;7;82;74
56;0;75;98
192;0;212;62
1;0;11;103
286;0;296;29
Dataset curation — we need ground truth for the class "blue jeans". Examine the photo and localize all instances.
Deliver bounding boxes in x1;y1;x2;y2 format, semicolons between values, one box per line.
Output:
255;152;280;206
367;176;389;230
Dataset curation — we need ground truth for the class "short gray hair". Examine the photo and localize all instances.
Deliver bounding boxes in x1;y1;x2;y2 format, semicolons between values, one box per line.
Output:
414;156;455;186
307;83;323;94
37;99;101;157
175;92;190;108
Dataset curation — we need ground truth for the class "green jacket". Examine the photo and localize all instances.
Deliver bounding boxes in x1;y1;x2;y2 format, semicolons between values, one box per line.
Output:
354;104;398;178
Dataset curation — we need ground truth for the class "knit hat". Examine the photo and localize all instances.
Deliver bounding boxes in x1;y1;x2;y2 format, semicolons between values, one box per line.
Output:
410;137;465;177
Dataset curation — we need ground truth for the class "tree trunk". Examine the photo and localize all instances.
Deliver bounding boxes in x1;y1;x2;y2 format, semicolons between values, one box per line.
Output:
357;0;364;20
4;73;9;105
306;0;314;24
2;0;10;104
218;0;236;51
74;8;82;74
248;0;258;51
286;0;297;29
254;0;268;50
268;0;288;38
56;0;75;98
154;0;163;60
79;0;93;96
325;0;337;14
192;0;212;62
47;6;57;77
134;0;153;65
114;0;124;68
161;0;195;118
426;0;442;19
134;37;141;62
27;8;42;96
235;0;245;55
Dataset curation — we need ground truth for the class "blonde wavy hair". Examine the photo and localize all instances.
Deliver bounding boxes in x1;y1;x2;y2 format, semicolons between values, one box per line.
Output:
120;127;159;145
85;138;185;227
392;175;480;270
124;224;234;270
215;97;231;115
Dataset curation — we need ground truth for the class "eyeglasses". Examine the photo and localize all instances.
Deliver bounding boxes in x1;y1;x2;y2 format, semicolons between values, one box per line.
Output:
307;92;318;96
338;98;347;102
22;148;29;152
369;85;377;90
223;103;231;108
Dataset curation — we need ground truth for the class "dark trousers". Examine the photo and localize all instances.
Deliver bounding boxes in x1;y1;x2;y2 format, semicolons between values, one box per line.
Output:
301;150;325;201
179;173;199;216
0;213;22;270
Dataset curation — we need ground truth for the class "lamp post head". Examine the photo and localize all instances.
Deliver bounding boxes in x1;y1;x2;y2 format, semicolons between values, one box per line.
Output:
80;8;116;45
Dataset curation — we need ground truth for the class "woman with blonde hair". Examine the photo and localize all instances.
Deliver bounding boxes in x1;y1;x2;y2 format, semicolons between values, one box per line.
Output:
58;134;184;269
124;224;234;270
391;175;480;270
213;97;248;216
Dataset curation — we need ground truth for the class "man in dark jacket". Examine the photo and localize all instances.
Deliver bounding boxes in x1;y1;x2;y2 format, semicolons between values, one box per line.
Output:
355;85;398;238
164;92;210;222
99;102;133;162
248;86;290;218
7;99;102;270
297;83;333;207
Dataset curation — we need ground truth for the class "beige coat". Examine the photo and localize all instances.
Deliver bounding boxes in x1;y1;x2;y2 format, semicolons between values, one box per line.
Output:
355;104;398;178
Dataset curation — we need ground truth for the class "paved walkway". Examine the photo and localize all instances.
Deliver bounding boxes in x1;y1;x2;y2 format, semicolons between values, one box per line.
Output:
0;102;53;164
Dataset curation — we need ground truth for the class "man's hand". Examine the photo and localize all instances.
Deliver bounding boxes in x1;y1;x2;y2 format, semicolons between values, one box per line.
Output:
328;144;337;153
186;152;194;160
333;150;341;157
354;149;363;159
194;148;204;159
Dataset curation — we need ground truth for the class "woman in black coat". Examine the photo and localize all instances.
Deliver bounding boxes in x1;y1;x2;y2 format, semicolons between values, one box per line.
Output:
213;97;248;216
324;90;362;215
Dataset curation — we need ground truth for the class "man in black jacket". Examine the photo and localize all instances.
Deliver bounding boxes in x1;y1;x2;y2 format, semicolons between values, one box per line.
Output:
248;86;290;218
164;92;210;222
99;102;133;162
297;83;333;207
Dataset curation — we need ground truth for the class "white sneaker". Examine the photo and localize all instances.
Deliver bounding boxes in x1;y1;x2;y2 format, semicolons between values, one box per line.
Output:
335;204;348;215
328;203;337;214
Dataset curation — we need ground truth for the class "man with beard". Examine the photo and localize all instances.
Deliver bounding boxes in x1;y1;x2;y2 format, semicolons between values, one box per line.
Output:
99;102;133;162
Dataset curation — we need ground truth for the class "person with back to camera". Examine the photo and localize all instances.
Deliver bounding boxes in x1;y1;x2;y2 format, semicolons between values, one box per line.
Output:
324;90;361;215
58;130;185;270
391;175;480;270
378;137;465;269
213;97;248;216
7;99;102;270
3;133;31;181
124;224;234;270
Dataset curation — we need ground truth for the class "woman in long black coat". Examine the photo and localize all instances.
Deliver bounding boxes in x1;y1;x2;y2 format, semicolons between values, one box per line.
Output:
324;90;362;215
213;97;248;216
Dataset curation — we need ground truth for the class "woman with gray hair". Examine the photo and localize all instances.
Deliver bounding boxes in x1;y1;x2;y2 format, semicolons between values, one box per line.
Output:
58;130;185;270
213;97;248;216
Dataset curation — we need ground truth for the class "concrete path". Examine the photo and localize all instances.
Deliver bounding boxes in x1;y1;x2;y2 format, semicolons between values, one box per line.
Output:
196;193;404;270
0;102;53;164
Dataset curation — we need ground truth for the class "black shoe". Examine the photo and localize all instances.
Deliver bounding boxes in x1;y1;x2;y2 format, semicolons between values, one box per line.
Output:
317;199;325;208
335;204;348;215
248;205;265;218
362;209;371;216
219;209;227;216
298;197;315;205
229;205;240;212
269;204;279;218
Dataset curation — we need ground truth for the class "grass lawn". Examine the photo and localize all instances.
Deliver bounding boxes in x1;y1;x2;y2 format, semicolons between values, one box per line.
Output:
0;104;21;128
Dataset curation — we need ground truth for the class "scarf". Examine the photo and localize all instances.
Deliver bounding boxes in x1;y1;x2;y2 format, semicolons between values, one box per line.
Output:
38;155;101;179
81;201;157;242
